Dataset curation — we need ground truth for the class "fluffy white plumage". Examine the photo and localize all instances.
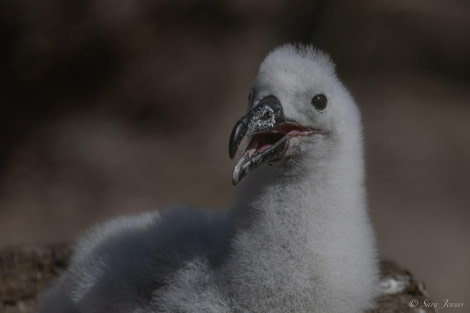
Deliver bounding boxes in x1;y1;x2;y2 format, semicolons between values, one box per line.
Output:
38;44;379;313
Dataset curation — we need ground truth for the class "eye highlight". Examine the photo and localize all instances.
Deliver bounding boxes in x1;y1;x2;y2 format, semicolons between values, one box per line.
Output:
311;94;327;111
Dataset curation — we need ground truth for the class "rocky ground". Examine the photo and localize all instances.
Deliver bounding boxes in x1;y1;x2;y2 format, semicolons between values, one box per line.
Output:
0;243;438;313
0;244;70;313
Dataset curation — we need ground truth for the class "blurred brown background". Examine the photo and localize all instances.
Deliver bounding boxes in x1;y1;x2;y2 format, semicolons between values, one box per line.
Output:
1;0;469;308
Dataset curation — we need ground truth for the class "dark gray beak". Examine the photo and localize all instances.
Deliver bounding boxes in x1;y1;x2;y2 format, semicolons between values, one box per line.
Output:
229;95;287;185
229;95;284;159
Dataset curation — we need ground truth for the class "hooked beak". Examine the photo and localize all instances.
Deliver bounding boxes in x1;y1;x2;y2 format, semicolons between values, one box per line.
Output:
229;95;318;185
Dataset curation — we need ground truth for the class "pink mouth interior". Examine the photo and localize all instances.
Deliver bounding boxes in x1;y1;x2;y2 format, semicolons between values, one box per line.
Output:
247;124;314;155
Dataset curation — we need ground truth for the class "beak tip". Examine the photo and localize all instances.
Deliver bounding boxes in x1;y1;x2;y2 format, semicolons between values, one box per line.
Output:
232;173;241;186
229;119;247;160
231;168;238;185
232;164;247;186
229;147;236;159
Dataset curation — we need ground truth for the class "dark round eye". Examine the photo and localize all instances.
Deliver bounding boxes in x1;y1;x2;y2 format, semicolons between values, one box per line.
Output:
311;94;327;111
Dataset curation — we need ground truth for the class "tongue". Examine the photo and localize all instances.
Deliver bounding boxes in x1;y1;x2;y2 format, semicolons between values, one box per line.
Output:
247;135;273;155
257;143;272;153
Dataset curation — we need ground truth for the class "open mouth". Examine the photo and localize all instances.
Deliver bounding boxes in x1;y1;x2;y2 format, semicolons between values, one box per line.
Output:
244;123;320;159
232;123;325;185
229;94;328;185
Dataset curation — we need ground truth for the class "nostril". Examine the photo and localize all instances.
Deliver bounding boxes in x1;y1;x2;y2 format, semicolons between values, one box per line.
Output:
264;111;273;118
